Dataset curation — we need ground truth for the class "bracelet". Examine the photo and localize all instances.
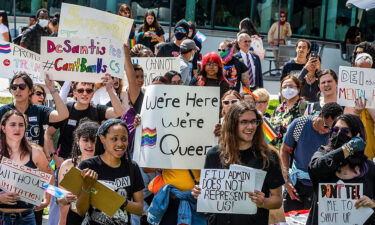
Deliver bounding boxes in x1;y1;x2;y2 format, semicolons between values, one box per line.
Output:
120;199;129;210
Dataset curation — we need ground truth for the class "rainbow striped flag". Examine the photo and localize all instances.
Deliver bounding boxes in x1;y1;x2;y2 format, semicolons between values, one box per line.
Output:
0;43;11;54
262;118;277;143
141;127;157;147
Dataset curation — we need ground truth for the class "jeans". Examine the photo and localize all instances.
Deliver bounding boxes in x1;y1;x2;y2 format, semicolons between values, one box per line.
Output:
1;212;36;225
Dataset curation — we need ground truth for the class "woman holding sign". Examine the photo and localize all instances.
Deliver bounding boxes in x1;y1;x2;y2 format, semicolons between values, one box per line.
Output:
307;114;375;225
76;119;144;225
0;110;52;225
193;102;284;225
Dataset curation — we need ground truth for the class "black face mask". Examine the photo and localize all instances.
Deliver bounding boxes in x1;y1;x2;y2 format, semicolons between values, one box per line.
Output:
330;131;351;149
175;32;186;40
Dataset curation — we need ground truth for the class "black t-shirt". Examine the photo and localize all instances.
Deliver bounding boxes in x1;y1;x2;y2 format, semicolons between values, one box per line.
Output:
156;42;180;57
137;25;165;52
204;145;284;225
298;68;320;102
78;156;145;225
0;103;53;146
224;57;248;92
192;38;202;70
281;59;305;80
51;103;108;158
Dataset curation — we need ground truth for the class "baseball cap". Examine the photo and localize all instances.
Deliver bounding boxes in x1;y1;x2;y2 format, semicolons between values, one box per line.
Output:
180;39;200;53
174;19;189;33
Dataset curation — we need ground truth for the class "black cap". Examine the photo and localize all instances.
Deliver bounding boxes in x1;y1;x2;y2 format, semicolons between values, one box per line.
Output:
174;19;189;33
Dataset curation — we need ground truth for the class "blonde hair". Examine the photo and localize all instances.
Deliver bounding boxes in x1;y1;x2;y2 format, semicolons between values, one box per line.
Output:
253;88;270;101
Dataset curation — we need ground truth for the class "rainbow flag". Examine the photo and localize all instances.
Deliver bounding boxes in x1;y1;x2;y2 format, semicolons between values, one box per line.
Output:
262;118;277;143
49;160;56;171
242;86;259;100
141;127;157;147
0;43;11;54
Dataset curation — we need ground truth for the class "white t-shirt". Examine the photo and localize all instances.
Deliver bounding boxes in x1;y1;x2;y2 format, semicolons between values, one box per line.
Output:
0;24;9;41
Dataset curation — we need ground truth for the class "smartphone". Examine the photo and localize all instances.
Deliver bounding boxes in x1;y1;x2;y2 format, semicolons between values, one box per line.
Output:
310;41;319;57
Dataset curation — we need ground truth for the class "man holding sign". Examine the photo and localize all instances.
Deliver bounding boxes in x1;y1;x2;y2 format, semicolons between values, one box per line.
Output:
193;102;284;225
307;114;375;225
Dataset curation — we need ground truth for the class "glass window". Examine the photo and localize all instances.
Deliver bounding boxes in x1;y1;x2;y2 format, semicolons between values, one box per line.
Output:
214;0;251;29
358;9;375;42
253;0;289;34
289;1;323;38
194;0;212;27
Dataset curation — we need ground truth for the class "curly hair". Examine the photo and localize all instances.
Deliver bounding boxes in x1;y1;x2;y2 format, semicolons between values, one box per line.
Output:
351;42;375;68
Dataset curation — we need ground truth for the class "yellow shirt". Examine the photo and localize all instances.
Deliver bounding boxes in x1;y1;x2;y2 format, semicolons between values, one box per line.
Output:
360;110;375;159
162;169;200;191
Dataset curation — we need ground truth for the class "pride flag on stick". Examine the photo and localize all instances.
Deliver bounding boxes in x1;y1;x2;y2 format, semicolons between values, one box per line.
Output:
262;118;277;143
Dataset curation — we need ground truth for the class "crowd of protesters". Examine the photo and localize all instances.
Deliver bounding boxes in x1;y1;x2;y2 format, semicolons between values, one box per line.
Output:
0;5;375;225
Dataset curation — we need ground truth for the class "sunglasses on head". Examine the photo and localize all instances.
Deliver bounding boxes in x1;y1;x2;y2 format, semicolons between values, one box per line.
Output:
34;91;45;96
76;88;94;94
175;27;186;33
10;83;27;91
222;99;239;105
331;127;350;135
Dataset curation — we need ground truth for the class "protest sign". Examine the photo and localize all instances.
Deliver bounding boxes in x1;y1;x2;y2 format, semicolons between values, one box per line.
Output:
0;41;43;83
41;37;123;82
59;3;134;43
197;168;257;214
318;182;373;225
132;85;219;169
338;66;375;108
229;164;266;191
251;36;265;60
130;57;179;86
0;157;52;206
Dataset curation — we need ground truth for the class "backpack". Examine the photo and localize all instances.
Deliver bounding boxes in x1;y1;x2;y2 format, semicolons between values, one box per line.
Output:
292;115;310;143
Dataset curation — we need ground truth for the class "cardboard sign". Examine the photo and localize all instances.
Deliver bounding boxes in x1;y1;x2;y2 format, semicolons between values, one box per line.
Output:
133;85;219;169
197;168;257;214
0;41;43;83
59;167;126;217
58;3;134;43
130;57;180;86
40;37;123;82
318;182;373;225
338;66;375;108
251;36;265;60
0;157;52;206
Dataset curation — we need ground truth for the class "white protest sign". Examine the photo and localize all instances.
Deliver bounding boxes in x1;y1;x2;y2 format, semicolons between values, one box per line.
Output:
318;182;373;225
197;168;257;214
58;3;134;43
130;57;179;86
41;37;123;82
0;41;43;83
229;164;267;191
0;157;52;206
133;85;219;169
338;66;375;108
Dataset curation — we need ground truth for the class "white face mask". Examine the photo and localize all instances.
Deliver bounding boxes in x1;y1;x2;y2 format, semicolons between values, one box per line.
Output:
189;52;195;61
281;87;299;100
38;19;49;28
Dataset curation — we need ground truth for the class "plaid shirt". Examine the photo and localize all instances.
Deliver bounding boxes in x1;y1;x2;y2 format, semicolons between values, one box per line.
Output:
20;24;50;54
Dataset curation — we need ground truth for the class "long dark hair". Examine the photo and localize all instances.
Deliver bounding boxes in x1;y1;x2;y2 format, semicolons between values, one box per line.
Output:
0;11;11;42
142;10;160;32
219;101;276;169
0;110;32;160
238;17;259;36
71;119;100;166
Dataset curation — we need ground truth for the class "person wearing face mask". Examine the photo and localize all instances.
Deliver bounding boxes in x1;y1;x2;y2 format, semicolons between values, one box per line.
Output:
20;8;50;54
270;75;307;147
307;114;375;225
156;20;189;57
280;102;343;213
219;39;250;92
178;39;199;85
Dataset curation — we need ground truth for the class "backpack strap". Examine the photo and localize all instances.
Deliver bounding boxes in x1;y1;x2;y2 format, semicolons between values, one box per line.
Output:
292;115;310;143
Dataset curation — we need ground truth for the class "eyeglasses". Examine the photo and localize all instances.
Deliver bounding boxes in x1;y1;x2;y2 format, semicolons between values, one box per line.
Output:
206;62;218;67
255;100;268;104
222;99;239;105
10;83;27;91
239;119;261;126
331;127;350;135
33;91;45;96
76;88;94;94
242;40;251;43
218;48;226;52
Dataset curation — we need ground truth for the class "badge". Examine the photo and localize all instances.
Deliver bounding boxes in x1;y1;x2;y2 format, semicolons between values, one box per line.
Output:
68;119;77;126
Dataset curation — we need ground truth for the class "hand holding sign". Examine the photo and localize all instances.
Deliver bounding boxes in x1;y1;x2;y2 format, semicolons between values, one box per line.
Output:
44;73;55;92
355;195;375;209
248;190;266;208
0;192;20;205
102;73;114;90
81;169;98;192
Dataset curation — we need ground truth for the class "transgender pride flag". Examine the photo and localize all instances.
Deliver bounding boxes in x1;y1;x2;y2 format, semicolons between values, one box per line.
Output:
194;31;207;43
0;43;11;54
42;184;69;199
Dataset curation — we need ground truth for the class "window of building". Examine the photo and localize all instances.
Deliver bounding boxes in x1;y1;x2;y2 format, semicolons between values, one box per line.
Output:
213;0;251;29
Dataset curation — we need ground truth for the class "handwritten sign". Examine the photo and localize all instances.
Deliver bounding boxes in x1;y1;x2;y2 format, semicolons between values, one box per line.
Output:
318;182;373;225
0;41;43;83
197;168;257;214
133;85;219;169
130;57;179;86
338;66;375;108
58;3;134;43
41;37;123;82
0;157;52;206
